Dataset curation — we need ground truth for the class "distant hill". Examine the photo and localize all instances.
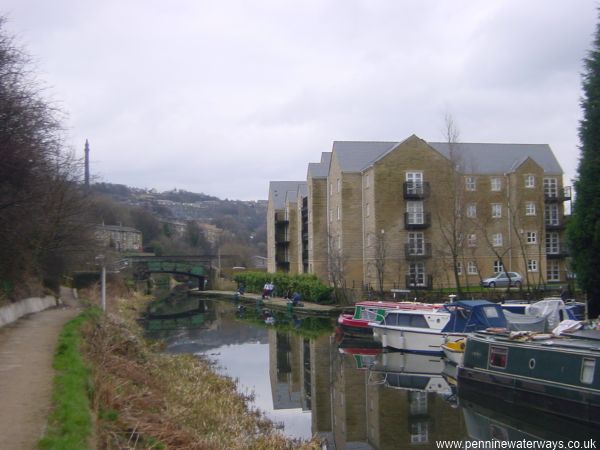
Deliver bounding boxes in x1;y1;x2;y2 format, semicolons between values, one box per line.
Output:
90;183;267;258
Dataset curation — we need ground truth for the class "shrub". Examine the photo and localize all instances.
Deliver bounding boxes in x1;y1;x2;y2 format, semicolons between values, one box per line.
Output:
233;272;334;304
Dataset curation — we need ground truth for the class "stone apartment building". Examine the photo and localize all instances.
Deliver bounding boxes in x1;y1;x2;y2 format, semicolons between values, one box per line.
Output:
267;135;571;291
95;224;143;252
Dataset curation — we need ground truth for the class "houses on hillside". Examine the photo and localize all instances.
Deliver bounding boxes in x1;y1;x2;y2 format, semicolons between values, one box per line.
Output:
267;135;571;292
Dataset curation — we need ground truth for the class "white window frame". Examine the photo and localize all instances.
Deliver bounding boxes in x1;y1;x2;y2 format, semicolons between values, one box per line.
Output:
466;203;477;218
527;259;538;272
406;201;424;225
337;178;340;193
337;205;340;221
526;231;537;244
547;260;560;281
525;174;535;188
365;173;370;188
467;234;477;247
525;202;536;216
491;177;502;191
467;261;478;275
544;177;558;198
366;202;370;217
406;171;424;195
491;203;502;218
492;233;503;247
408;262;426;287
493;260;504;273
456;261;463;275
408;232;425;255
465;176;476;191
545;204;560;226
546;232;559;254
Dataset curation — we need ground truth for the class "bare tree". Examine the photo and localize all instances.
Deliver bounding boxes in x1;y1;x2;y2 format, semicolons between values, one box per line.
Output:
327;232;349;304
366;229;387;297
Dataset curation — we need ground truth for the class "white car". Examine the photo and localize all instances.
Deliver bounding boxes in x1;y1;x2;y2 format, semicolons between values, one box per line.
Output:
481;272;523;288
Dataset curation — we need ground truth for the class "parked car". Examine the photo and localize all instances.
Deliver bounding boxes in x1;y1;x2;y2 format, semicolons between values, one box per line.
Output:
481;272;523;288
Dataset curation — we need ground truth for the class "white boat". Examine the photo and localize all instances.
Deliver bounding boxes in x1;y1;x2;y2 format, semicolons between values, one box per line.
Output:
369;300;507;354
368;351;451;396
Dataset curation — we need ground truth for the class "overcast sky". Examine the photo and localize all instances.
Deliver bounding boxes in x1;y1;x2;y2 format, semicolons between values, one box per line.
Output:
3;1;597;200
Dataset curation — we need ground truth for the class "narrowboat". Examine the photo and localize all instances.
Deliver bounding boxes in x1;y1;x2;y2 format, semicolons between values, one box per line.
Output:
458;329;600;426
369;300;507;354
337;300;442;337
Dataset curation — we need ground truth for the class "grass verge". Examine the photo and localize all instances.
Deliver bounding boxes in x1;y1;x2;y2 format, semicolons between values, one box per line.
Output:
38;308;100;450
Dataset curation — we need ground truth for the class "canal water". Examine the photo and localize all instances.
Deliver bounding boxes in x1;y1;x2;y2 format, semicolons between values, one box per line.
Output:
144;293;599;448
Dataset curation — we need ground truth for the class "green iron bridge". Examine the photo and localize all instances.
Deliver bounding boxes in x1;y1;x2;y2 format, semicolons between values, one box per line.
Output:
127;255;216;289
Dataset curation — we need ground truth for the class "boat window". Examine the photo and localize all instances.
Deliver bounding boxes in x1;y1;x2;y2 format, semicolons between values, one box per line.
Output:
397;314;412;326
409;315;429;328
482;306;500;318
581;358;596;384
489;346;508;369
384;313;398;326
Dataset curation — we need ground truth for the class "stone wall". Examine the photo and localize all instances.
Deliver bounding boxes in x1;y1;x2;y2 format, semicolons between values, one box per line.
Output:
0;296;57;328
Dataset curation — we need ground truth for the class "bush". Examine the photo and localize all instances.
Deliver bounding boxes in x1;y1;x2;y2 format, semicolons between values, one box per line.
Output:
233;272;334;304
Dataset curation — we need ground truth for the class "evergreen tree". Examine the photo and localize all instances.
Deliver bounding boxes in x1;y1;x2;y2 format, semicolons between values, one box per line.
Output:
568;12;600;318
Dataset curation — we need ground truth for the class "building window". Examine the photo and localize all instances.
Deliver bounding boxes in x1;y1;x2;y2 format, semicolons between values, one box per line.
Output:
465;176;476;191
493;260;504;273
525;202;536;216
408;263;425;286
366;203;370;217
408;232;425;255
527;259;538;272
365;173;370;188
525;174;535;188
330;182;333;196
491;177;502;191
546;232;559;254
545;204;560;226
329;209;333;223
544;177;558;198
456;261;463;275
467;234;477;247
337;178;340;193
337;206;340;221
492;233;503;247
466;203;477;218
406;171;424;195
547;260;560;281
526;231;537;244
338;237;342;250
491;203;502;218
467;261;478;275
406;201;424;225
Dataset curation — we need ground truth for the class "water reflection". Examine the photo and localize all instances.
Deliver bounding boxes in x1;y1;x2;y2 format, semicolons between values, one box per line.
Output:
143;295;598;448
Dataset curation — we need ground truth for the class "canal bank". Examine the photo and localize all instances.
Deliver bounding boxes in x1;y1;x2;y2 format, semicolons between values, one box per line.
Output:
190;289;344;317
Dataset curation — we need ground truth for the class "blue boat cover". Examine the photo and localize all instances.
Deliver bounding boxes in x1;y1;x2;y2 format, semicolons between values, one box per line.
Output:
442;300;507;333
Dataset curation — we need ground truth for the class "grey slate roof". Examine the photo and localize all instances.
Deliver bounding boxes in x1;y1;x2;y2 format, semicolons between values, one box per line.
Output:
307;152;331;178
426;142;563;175
269;181;305;209
332;141;398;172
331;139;563;175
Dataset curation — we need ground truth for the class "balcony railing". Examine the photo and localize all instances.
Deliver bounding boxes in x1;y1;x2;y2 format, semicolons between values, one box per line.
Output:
545;219;566;231
546;245;570;259
405;274;433;289
404;212;431;229
545;186;572;203
404;243;432;259
403;181;430;199
275;212;289;224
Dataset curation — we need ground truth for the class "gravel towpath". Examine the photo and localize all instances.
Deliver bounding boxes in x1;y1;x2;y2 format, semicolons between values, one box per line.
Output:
0;287;80;450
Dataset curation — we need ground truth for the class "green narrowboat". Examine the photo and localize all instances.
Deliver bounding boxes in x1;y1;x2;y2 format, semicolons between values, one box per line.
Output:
458;329;600;425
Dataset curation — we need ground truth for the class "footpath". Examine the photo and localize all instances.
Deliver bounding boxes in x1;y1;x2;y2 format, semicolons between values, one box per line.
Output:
0;287;80;450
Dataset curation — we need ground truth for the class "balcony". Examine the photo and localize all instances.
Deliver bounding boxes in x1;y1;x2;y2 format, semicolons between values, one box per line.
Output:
547;245;570;259
275;212;289;225
404;243;432;259
404;212;431;230
403;181;431;199
545;186;572;203
405;274;433;290
545;220;566;231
